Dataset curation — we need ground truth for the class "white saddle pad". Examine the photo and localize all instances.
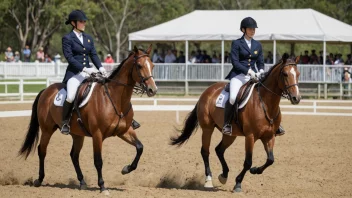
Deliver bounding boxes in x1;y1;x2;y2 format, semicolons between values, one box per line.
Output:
215;83;257;109
54;82;97;108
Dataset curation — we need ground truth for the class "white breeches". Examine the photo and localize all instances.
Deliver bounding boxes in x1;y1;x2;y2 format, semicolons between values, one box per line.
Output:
66;72;89;103
229;74;250;105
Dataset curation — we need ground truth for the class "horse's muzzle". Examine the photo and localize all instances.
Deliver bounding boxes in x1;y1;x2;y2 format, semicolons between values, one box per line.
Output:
290;95;301;105
146;85;157;97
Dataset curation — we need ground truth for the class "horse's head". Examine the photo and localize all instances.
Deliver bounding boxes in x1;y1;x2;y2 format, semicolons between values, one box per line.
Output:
131;44;158;97
278;54;301;104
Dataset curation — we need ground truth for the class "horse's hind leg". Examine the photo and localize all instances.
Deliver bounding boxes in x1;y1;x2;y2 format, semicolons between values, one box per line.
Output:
233;134;254;192
250;136;275;175
118;127;143;175
215;135;236;185
34;127;55;187
70;134;87;190
200;127;215;189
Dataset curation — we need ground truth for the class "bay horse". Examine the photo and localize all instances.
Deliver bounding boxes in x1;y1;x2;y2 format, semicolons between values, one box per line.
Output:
171;54;301;192
19;45;157;194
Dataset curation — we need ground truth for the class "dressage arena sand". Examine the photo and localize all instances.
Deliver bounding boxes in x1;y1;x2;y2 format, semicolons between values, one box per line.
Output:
0;102;352;198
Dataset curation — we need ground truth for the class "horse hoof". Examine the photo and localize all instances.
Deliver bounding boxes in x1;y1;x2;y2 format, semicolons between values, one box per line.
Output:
121;165;131;175
233;187;242;193
250;167;258;174
80;184;87;190
204;180;214;189
33;179;41;187
101;190;110;196
218;174;227;184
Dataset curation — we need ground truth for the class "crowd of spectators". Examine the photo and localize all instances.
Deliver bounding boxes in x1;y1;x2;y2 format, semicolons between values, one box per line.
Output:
3;45;52;63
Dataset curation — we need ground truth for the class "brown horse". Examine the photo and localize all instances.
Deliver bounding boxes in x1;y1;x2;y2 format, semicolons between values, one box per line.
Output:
19;45;157;194
171;54;301;192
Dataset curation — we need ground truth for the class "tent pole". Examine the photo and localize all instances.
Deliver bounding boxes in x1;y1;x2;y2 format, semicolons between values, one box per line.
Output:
221;40;224;80
185;40;189;96
323;37;326;82
273;39;276;64
129;40;132;51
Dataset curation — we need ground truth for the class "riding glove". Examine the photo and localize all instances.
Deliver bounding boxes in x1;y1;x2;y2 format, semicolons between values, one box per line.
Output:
247;69;256;79
83;67;96;75
99;67;108;77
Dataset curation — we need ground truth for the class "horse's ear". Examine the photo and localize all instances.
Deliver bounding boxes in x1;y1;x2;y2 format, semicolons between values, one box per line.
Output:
295;56;300;64
133;46;139;53
282;53;289;63
146;44;152;55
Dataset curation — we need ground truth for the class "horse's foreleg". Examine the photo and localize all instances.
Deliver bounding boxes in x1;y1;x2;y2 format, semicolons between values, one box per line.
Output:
118;127;143;175
215;135;236;185
201;128;214;189
34;129;55;187
234;134;254;193
92;134;108;194
70;134;87;190
250;136;275;175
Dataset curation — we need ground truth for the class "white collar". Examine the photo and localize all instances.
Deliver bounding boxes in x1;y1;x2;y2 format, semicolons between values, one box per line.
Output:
244;37;252;44
73;30;82;37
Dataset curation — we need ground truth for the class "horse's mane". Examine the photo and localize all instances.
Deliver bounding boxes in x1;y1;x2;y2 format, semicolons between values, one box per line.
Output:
260;54;296;83
108;49;148;80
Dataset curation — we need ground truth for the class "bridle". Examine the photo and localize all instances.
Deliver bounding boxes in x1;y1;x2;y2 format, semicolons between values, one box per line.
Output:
257;61;299;125
258;62;298;100
132;54;154;93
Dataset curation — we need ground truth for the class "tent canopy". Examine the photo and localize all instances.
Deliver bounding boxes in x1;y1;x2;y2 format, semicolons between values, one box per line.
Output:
129;9;352;42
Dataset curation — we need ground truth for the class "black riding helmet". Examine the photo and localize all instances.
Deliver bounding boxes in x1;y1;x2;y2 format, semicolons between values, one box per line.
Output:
65;10;88;25
240;17;258;31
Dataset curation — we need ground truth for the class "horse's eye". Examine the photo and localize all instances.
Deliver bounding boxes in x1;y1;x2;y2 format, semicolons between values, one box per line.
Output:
137;64;142;69
282;72;288;77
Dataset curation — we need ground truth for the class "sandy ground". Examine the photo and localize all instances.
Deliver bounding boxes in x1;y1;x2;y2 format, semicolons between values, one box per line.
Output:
0;105;352;197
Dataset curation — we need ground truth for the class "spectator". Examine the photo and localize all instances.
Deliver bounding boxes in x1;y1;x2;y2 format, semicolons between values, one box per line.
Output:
224;51;230;63
334;54;344;65
202;50;211;63
265;51;273;64
5;47;14;62
189;50;196;63
212;53;219;63
342;67;351;82
36;47;45;62
310;50;318;64
195;49;203;63
104;54;114;63
301;50;310;64
14;51;20;62
345;54;352;65
152;49;163;63
172;49;179;63
319;51;323;64
23;45;31;62
178;51;185;63
164;49;176;63
45;54;52;63
326;55;333;65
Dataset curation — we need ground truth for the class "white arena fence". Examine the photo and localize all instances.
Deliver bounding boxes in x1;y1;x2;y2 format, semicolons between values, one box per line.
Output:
1;99;352;122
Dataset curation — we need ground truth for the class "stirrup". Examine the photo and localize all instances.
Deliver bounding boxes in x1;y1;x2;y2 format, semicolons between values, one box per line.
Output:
222;124;232;135
61;123;70;135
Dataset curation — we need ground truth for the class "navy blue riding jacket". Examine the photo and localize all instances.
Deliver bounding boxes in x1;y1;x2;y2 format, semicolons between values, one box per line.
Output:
62;31;102;83
225;36;264;79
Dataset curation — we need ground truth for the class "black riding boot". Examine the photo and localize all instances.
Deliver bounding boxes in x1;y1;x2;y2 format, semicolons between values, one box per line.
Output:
131;119;141;130
61;100;73;135
222;100;234;135
275;125;286;136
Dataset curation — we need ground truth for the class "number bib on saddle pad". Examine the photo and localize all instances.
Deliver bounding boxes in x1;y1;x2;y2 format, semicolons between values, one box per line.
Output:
54;82;97;108
215;82;257;109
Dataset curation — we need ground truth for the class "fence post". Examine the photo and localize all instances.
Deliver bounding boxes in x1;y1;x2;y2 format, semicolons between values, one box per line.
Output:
340;83;343;100
20;79;24;101
318;84;321;99
313;101;317;113
324;83;327;99
35;62;39;77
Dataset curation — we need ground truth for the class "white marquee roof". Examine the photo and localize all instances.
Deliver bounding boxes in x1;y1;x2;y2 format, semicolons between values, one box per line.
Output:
129;9;352;42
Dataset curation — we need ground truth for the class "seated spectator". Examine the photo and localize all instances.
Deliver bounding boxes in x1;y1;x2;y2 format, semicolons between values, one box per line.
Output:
334;54;344;65
178;51;185;63
326;55;333;65
104;54;114;63
164;49;176;63
23;45;31;62
310;50;318;64
36;47;45;62
45;54;52;63
189;51;196;63
212;54;219;63
224;51;230;63
195;49;203;63
319;51;323;64
345;54;352;65
202;50;211;63
14;51;20;62
152;49;163;63
301;50;310;64
265;51;273;64
5;47;14;62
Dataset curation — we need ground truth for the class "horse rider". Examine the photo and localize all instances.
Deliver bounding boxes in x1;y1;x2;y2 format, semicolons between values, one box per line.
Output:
61;10;140;135
223;17;285;136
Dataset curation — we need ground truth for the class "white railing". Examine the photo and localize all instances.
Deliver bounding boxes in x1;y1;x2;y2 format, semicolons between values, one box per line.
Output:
1;62;351;83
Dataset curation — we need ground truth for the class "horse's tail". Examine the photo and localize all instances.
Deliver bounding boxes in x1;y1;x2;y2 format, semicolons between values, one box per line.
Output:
19;89;45;159
170;103;199;146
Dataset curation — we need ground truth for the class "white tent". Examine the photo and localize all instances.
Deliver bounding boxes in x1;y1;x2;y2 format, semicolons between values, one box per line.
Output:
128;9;352;81
129;9;352;42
